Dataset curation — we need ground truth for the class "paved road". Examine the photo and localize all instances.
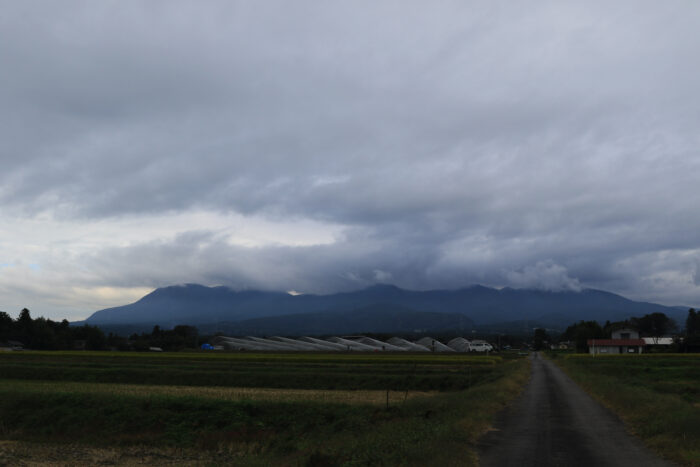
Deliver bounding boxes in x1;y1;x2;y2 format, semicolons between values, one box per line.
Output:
478;352;674;467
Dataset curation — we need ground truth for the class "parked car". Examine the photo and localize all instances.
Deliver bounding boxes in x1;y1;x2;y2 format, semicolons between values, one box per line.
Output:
469;340;493;352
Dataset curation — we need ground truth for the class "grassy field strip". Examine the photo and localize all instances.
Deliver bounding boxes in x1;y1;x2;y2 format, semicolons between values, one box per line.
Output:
551;354;700;466
563;353;700;359
1;350;503;364
0;379;435;405
0;358;530;467
0;352;530;465
0;441;234;467
0;352;508;391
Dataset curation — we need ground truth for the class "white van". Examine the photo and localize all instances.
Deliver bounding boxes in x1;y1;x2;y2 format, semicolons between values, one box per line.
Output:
469;340;493;352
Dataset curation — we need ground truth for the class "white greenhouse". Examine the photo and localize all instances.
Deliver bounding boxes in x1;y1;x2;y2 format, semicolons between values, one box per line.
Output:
209;335;491;353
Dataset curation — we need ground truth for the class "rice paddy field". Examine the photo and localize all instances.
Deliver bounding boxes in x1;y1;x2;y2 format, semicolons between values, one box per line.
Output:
552;353;700;466
0;350;530;466
0;351;505;391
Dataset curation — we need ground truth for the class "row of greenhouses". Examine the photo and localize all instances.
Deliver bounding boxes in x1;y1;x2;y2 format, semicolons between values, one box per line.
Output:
209;335;494;352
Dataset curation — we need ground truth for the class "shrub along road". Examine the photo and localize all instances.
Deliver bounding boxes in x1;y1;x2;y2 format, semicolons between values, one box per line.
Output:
478;352;673;467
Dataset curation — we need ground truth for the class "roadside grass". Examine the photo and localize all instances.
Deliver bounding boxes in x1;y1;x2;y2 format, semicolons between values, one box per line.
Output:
551;353;700;466
559;353;700;404
0;354;530;466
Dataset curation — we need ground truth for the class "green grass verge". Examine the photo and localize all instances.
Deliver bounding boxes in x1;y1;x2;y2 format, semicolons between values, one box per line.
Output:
0;357;530;466
551;353;700;466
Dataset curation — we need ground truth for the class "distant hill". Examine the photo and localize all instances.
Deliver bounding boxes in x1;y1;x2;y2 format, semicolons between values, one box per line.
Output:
82;283;685;335
198;304;475;336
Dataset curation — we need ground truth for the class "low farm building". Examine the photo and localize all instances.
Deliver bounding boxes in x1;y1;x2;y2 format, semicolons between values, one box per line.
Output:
642;337;674;346
588;328;645;355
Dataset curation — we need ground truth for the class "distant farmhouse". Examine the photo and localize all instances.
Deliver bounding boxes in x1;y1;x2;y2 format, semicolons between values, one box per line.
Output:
554;341;572;350
588;328;645;355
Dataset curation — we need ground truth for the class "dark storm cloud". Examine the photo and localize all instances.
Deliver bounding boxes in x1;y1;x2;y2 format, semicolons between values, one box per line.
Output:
2;0;700;317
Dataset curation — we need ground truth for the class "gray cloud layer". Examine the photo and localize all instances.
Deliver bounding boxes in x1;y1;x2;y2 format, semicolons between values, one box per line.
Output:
1;1;700;318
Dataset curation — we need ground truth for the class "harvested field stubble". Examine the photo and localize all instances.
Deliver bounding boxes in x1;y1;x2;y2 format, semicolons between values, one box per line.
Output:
0;380;434;405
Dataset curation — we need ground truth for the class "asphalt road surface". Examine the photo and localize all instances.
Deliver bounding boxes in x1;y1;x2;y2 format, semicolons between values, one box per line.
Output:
478;352;674;467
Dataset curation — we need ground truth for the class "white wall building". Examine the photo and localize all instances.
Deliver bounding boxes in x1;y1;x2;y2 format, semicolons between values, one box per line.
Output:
588;328;644;355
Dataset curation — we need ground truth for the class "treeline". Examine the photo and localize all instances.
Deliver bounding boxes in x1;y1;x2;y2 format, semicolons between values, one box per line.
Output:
561;310;700;352
0;308;106;350
0;308;201;351
122;325;199;351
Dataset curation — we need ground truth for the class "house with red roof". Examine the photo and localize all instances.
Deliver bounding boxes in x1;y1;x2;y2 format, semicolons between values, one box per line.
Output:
588;328;645;355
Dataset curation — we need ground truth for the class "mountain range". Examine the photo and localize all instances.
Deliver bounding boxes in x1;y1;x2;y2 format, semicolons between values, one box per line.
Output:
80;283;686;336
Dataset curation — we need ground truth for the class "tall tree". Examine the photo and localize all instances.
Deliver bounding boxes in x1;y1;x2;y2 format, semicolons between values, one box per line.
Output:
533;328;550;351
0;311;13;341
686;309;698;336
561;320;605;352
16;308;33;344
632;312;676;338
684;309;700;352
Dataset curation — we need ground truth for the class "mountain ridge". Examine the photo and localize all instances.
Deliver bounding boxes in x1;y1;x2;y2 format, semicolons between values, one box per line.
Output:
83;283;686;334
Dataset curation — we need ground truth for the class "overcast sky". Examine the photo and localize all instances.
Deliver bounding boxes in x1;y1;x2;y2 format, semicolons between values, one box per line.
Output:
2;1;700;320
